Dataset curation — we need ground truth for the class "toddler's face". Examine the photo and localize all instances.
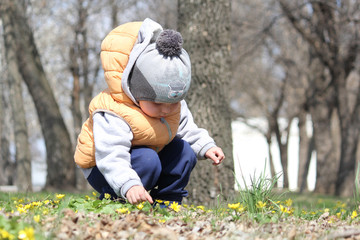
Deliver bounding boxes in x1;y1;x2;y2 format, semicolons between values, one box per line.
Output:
139;101;179;118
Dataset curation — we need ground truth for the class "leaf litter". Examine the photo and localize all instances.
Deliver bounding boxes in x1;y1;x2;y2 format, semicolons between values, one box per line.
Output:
49;208;360;240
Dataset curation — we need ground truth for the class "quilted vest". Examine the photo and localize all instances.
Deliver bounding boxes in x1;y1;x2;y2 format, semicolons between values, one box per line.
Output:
74;89;180;168
74;20;180;168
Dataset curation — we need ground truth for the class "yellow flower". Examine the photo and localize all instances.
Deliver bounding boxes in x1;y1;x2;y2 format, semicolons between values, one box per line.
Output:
228;203;241;210
164;201;170;206
31;201;42;208
92;191;98;197
116;208;129;214
43;200;50;205
197;205;206;211
104;193;111;200
285;198;293;207
256;201;266;209
351;210;358;219
33;215;40;223
237;204;245;213
280;205;287;213
335;201;347;208
56;194;65;200
324;208;330;213
42;208;49;215
280;204;293;214
18;227;35;240
169;202;181;212
17;206;27;214
0;228;15;240
85;195;90;200
156;199;164;203
159;219;166;223
136;203;144;210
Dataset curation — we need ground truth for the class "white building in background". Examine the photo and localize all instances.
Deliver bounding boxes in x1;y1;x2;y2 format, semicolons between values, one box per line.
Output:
232;118;317;192
30;119;317;192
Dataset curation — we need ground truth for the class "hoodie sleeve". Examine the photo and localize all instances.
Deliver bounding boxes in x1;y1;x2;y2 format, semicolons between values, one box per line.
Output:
176;100;216;159
93;111;143;198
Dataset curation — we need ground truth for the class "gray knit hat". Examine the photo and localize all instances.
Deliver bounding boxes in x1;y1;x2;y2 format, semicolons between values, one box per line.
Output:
129;29;191;103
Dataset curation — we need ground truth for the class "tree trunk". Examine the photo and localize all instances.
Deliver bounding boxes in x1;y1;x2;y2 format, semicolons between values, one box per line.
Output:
309;89;338;194
178;0;234;205
265;131;276;180
297;110;311;192
335;68;360;196
0;0;76;190
0;79;8;185
5;60;32;192
2;3;32;191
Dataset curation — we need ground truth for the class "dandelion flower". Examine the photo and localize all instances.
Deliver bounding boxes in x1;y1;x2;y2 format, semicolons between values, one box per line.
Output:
285;198;293;207
56;194;65;200
351;210;358;219
228;203;241;210
18;227;35;240
197;205;206;211
33;215;40;223
280;205;287;213
256;201;266;209
170;202;181;212
0;228;15;240
136;203;144;210
116;208;129;214
17;206;27;214
237;204;245;213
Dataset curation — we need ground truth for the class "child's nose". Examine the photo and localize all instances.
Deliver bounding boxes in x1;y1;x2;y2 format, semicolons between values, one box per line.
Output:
162;106;171;113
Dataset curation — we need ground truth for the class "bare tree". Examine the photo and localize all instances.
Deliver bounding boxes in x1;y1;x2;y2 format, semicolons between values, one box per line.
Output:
0;0;76;191
278;0;360;196
178;0;234;205
1;1;32;191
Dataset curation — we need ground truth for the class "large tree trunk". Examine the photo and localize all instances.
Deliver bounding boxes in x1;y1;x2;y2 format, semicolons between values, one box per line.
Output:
5;58;32;191
335;68;360;196
308;59;338;194
1;1;32;191
178;0;234;205
0;0;76;190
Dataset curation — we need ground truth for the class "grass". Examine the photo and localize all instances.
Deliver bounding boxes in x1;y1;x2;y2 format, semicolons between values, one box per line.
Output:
1;174;360;239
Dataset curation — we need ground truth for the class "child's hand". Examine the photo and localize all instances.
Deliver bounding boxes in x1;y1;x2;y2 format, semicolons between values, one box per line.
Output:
126;185;153;204
205;147;225;165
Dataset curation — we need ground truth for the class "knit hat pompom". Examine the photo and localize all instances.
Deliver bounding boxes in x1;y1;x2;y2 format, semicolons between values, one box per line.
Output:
156;29;183;57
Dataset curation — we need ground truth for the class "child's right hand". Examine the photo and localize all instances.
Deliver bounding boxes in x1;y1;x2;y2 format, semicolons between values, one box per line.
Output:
126;185;153;204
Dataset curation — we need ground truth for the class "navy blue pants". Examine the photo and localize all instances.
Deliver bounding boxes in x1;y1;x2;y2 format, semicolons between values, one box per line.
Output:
87;138;197;202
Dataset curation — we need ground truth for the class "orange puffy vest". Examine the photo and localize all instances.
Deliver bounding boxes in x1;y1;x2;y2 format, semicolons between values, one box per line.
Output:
74;21;180;168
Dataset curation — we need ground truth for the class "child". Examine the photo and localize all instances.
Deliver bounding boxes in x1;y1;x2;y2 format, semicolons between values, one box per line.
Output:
74;18;224;205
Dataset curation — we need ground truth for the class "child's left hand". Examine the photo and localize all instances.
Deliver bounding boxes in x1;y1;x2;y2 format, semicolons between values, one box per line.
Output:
205;147;225;165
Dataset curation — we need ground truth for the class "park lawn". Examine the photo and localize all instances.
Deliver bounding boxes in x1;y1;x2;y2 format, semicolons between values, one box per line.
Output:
0;190;360;239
